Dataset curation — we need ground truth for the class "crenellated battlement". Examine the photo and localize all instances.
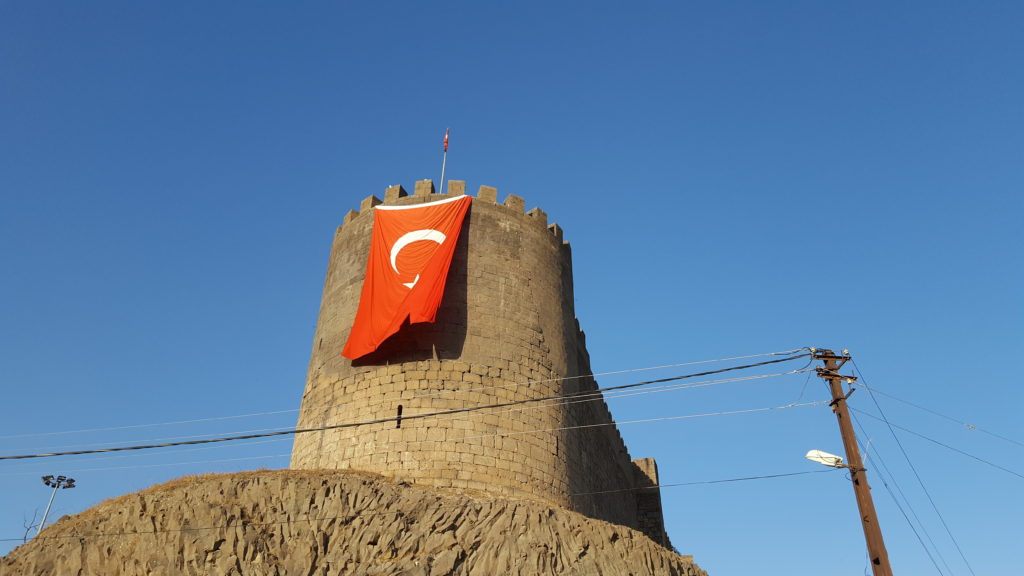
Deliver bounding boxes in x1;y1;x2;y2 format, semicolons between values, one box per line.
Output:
338;180;569;246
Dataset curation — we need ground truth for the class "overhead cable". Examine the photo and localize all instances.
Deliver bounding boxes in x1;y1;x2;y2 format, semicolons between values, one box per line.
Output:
2;453;292;477
0;348;809;442
0;397;825;462
566;469;838;496
0;438;295;475
15;367;813;455
850;408;1024;481
853;361;977;576
0;399;827;476
434;400;828;446
852;412;949;575
408;347;811;400
855;382;1023;450
0;398;823;476
0;409;300;441
317;368;815;443
0;355;810;461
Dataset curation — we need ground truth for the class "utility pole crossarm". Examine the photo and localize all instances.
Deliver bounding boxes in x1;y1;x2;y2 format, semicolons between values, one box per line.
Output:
814;349;893;576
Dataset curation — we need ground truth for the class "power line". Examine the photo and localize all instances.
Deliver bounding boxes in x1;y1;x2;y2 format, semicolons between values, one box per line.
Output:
304;350;812;431
1;348;809;442
0;398;826;477
0;396;826;463
855;382;1024;450
0;439;295;476
792;368;813;404
852;412;949;575
0;409;299;441
0;398;824;476
446;401;828;445
571;469;838;496
316;368;814;444
11;366;813;455
408;347;812;400
850;408;1024;481
15;425;297;454
0;355;811;461
311;357;812;436
852;362;976;576
9;453;292;476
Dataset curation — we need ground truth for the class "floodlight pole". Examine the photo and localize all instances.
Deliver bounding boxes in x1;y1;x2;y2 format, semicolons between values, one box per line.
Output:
815;349;893;576
37;475;75;536
37;482;60;536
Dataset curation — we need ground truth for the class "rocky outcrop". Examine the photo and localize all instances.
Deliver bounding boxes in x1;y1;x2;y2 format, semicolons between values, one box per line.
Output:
2;469;705;576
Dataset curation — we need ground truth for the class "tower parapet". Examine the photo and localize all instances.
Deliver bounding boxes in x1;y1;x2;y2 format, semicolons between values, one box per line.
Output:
291;180;668;545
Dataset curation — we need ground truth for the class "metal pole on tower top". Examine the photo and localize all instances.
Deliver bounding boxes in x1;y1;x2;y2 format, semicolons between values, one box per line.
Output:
440;128;449;194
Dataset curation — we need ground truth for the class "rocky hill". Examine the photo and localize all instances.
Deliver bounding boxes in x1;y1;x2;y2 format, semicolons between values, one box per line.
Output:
1;469;706;576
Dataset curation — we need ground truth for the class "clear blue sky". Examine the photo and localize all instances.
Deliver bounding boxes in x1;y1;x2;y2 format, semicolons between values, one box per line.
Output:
1;2;1021;574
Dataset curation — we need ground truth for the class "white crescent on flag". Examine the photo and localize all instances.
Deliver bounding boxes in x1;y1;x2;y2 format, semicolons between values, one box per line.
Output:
389;229;447;289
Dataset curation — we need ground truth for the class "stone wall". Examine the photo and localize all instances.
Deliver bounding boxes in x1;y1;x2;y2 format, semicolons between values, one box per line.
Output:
290;180;667;545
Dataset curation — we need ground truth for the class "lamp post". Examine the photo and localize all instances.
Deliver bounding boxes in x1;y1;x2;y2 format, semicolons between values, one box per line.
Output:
38;475;76;535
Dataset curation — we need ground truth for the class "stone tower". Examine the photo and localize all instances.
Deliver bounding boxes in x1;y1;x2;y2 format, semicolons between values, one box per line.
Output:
291;180;668;545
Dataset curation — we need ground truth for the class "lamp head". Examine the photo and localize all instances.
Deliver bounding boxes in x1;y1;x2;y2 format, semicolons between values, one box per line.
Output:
805;449;845;468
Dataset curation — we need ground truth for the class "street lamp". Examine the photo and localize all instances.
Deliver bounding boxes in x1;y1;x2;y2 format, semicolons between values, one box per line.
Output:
805;449;845;468
38;475;76;535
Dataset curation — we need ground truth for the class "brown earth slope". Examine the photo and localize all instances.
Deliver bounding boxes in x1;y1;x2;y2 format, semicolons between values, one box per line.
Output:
1;469;707;576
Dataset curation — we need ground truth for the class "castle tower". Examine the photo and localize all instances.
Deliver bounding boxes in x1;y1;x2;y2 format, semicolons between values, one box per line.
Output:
291;181;668;545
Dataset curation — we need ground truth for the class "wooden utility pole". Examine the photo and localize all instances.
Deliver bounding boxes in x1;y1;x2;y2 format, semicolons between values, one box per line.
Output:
814;349;893;576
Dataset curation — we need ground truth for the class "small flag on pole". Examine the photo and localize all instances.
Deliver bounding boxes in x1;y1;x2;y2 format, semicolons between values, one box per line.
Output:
443;128;449;152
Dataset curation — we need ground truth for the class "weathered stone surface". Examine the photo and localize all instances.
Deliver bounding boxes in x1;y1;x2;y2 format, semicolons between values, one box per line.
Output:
384;185;408;203
476;186;498;203
2;470;706;576
446;181;466;195
414;180;435;195
360;195;382;211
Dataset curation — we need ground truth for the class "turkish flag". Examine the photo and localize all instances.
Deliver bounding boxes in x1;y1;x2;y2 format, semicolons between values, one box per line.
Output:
342;195;472;359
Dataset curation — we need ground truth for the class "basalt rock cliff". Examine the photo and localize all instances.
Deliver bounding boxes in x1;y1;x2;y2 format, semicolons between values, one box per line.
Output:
1;469;706;576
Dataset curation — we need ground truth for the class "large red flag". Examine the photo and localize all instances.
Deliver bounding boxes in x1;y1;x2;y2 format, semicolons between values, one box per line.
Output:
342;195;472;359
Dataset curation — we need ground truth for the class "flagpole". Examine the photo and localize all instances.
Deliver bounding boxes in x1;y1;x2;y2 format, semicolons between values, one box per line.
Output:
440;128;449;194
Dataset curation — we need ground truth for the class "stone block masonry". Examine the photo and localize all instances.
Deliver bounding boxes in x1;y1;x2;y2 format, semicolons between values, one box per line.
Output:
291;180;670;546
